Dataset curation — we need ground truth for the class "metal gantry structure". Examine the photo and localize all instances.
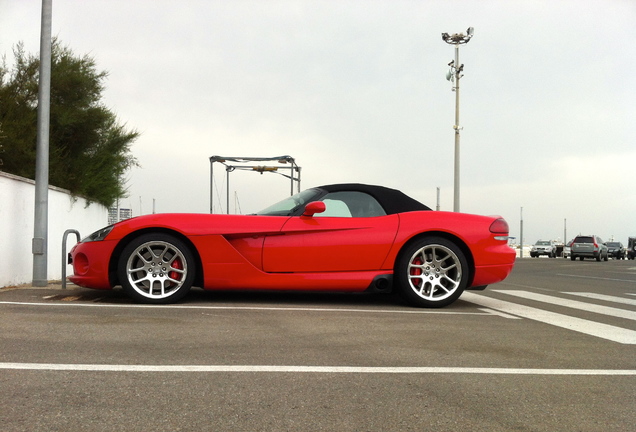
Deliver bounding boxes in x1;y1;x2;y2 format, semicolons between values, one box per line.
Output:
442;27;474;213
209;155;301;214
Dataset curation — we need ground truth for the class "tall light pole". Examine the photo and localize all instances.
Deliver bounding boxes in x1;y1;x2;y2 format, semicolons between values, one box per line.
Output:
33;0;53;286
442;27;474;213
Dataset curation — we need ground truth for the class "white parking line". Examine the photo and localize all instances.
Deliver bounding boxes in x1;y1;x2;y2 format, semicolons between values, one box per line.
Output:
563;292;636;306
0;301;486;316
492;290;636;321
461;292;636;344
0;362;634;375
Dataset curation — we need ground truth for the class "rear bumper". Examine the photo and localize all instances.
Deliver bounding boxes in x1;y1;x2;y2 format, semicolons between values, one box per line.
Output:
571;251;600;258
471;244;516;287
471;262;515;287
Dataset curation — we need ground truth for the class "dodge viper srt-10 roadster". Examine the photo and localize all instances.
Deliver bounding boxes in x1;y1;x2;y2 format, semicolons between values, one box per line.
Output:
69;184;515;307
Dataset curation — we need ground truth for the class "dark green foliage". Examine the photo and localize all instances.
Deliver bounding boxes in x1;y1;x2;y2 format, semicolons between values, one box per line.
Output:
0;40;139;207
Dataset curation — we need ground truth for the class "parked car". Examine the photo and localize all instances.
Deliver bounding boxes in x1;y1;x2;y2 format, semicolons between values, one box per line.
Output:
628;237;636;260
605;242;625;260
530;240;556;258
68;183;516;308
563;240;572;258
570;235;608;261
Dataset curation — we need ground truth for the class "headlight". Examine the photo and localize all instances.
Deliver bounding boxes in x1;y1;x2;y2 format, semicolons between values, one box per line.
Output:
82;225;114;242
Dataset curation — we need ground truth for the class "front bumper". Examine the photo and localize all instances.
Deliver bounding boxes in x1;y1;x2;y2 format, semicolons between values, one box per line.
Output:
67;240;118;290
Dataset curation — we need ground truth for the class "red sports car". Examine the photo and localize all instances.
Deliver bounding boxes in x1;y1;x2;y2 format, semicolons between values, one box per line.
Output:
69;184;515;307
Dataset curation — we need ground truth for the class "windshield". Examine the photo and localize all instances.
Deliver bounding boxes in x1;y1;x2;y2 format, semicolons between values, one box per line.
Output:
256;188;322;216
536;241;550;245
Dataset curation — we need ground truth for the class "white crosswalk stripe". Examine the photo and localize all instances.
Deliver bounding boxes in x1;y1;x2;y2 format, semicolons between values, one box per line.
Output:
461;291;636;344
492;290;636;321
564;292;636;306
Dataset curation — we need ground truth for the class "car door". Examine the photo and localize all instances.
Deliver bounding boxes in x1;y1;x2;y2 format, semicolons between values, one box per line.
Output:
262;191;399;273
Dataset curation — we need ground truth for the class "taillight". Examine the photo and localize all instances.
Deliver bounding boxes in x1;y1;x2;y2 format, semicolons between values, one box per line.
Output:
490;218;509;241
489;218;509;234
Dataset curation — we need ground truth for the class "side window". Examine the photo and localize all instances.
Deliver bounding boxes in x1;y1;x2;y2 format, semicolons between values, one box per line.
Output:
315;191;387;218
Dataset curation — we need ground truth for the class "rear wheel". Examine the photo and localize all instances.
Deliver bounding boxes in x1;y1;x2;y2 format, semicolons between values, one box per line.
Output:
395;237;468;308
118;233;195;304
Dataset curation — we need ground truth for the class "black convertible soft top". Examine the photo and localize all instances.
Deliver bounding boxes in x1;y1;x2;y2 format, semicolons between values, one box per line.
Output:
317;184;431;215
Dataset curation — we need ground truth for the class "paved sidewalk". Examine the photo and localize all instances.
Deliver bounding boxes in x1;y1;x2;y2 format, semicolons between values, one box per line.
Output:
0;281;77;291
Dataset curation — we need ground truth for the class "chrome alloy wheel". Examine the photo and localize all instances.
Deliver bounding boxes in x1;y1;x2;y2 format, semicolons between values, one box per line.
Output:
406;243;462;302
125;240;188;300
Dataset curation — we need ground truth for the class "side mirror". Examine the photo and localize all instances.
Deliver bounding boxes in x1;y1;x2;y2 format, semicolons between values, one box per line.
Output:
302;201;326;217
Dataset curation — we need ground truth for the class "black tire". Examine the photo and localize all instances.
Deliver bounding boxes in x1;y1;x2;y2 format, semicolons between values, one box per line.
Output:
118;233;195;304
395;236;468;308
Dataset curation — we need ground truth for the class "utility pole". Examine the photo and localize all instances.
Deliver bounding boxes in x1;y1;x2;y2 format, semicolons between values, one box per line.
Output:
32;0;52;287
442;27;474;213
520;207;524;258
436;187;440;211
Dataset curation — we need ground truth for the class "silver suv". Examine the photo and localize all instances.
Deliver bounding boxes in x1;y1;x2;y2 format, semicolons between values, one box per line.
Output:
570;235;608;261
530;240;556;258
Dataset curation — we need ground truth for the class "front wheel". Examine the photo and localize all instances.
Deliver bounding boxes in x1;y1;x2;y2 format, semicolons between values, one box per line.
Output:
118;233;196;304
395;237;469;308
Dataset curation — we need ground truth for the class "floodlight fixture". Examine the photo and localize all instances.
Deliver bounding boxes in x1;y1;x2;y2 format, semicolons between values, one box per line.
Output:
442;26;474;213
442;27;474;45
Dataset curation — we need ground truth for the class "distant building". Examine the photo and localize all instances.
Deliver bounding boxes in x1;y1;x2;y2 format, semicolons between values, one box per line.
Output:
108;207;133;225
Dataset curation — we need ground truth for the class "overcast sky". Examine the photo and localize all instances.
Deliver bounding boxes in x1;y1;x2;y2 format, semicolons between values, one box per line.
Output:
2;0;635;245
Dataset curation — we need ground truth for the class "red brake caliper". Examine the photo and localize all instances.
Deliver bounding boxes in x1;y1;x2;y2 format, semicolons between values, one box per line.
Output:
169;258;183;284
410;257;423;288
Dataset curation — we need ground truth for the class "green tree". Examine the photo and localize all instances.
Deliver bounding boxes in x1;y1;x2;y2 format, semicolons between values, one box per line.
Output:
0;40;139;207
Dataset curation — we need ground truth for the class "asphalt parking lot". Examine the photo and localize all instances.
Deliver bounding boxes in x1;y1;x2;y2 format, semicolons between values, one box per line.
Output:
1;258;635;431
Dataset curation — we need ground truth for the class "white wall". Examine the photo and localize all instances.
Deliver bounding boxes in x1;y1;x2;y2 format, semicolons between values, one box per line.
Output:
0;171;108;287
